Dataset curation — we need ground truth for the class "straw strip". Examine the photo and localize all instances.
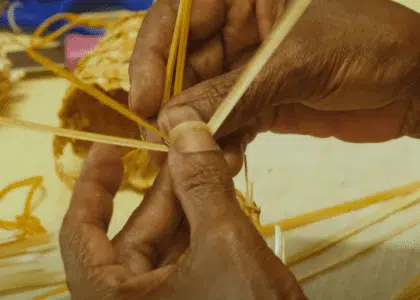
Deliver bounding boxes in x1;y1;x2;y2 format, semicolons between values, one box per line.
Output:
0;234;53;259
0;117;168;152
260;180;420;237
33;284;68;300
296;217;420;283
22;47;166;139
287;191;420;266
162;0;184;103
173;0;192;96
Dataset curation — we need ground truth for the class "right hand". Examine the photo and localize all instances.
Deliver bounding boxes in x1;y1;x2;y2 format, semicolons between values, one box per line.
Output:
129;0;420;172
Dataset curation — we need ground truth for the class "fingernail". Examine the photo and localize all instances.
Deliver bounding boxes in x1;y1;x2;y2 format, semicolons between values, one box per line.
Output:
169;121;221;153
159;105;202;136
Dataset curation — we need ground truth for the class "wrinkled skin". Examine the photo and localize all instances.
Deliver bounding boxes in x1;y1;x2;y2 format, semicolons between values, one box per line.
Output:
60;126;306;299
129;0;420;174
60;0;420;299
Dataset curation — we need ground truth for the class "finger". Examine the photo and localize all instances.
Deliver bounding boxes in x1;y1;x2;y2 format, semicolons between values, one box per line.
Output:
146;125;252;177
157;67;278;138
257;0;286;40
167;121;249;235
219;128;257;176
60;144;129;289
142;119;168;168
129;0;178;118
221;142;244;177
222;0;261;67
146;135;245;176
112;164;185;274
129;0;225;118
158;68;252;136
273;101;410;143
188;34;224;82
156;218;189;267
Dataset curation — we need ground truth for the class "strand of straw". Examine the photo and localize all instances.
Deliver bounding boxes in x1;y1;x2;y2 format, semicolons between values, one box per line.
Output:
260;180;420;236
287;191;420;266
296;217;420;283
0;117;168;152
6;32;166;140
23;47;166;140
33;284;68;300
162;0;184;103
173;0;192;96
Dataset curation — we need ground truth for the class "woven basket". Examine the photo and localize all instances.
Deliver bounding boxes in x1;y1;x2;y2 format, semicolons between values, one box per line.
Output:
53;12;158;192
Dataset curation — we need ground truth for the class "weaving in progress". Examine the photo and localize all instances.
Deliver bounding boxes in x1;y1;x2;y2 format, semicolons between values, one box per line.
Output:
0;0;418;299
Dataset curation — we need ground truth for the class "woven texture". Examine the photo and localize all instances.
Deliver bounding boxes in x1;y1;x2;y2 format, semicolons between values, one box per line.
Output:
53;12;158;192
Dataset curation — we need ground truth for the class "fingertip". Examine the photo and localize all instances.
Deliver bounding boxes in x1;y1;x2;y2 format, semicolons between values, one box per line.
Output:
158;103;203;136
168;121;220;154
220;132;252;177
223;148;244;177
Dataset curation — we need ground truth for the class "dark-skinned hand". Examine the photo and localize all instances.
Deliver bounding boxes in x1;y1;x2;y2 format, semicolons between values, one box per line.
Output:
129;0;420;174
59;122;307;300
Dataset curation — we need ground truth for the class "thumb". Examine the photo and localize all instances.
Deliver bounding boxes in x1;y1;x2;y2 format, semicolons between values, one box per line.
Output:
158;68;274;139
167;121;246;233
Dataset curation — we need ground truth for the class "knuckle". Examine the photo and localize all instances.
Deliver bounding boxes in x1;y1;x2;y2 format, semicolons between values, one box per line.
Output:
188;74;237;121
205;80;227;109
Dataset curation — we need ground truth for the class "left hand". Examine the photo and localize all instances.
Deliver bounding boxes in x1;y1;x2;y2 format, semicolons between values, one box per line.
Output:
59;143;188;299
59;123;306;300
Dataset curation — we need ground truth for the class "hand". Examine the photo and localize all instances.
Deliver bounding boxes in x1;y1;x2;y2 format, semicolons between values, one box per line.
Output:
59;122;306;300
129;0;420;166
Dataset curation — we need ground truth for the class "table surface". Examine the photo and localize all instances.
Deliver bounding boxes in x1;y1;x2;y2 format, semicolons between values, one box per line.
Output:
0;1;419;299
